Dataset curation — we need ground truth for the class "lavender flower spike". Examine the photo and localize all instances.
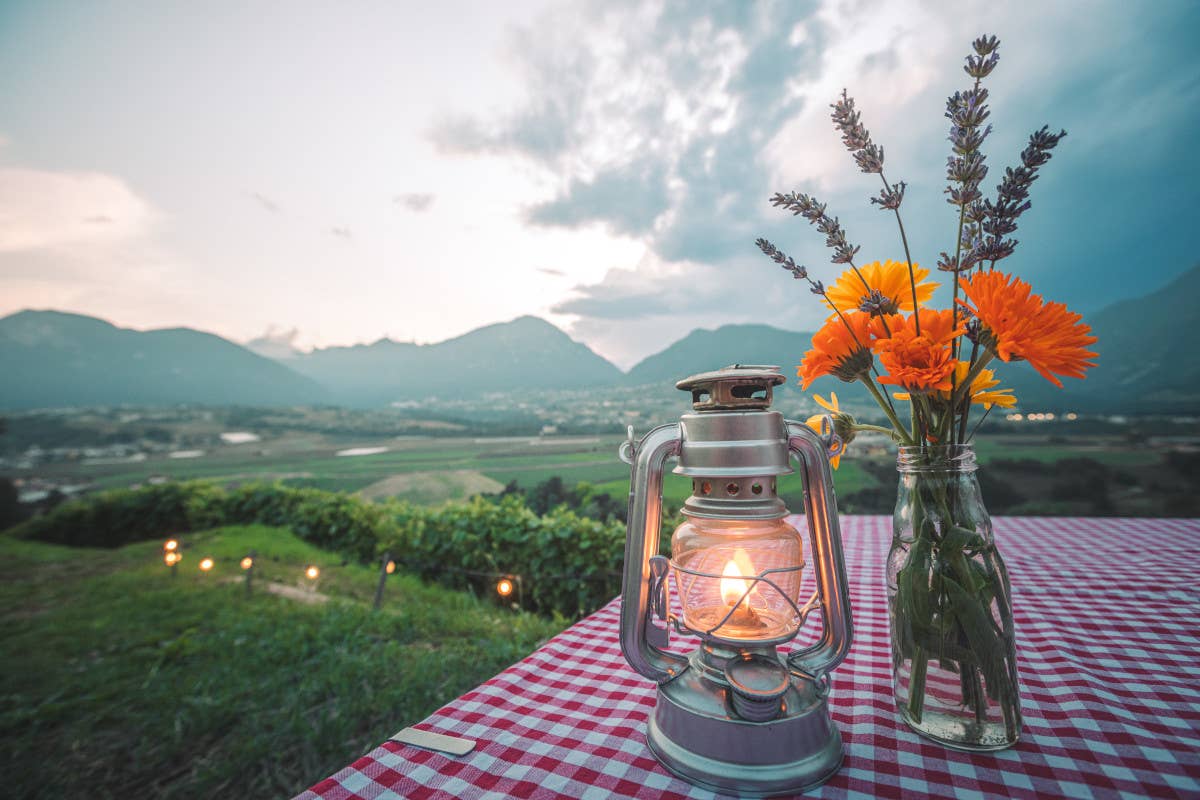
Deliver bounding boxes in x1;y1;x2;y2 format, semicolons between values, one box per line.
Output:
830;90;884;174
872;182;906;210
755;238;808;281
769;192;861;266
976;126;1067;267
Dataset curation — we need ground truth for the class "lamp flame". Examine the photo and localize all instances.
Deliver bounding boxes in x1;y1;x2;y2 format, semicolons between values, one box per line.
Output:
199;557;214;572
240;557;253;570
305;566;320;580
164;539;178;552
719;549;757;608
496;578;514;598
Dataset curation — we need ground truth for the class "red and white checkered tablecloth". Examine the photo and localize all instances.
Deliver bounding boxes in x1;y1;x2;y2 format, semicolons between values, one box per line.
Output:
297;516;1200;799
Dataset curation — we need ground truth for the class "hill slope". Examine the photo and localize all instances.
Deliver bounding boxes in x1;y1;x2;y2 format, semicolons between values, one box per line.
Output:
288;315;624;406
0;310;329;409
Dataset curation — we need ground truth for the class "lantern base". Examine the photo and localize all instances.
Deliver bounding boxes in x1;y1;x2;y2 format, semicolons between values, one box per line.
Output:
646;648;843;797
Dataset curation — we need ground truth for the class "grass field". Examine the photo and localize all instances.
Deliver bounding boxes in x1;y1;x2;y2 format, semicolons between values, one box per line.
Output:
0;525;565;799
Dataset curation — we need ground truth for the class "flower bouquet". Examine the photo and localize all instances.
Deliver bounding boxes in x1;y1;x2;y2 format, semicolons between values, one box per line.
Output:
756;35;1098;749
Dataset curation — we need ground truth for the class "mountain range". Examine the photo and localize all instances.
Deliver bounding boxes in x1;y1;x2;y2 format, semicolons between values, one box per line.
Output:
273;316;623;407
0;310;328;409
2;264;1197;413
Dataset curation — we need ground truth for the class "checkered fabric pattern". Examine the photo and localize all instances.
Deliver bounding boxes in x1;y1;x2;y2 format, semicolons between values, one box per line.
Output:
298;516;1200;799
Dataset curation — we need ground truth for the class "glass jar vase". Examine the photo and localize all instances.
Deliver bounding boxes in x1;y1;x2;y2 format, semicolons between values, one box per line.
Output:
887;445;1021;750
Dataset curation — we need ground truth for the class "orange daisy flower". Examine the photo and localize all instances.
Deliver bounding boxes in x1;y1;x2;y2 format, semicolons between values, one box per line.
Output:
823;259;938;317
894;361;1017;409
874;309;965;393
798;312;876;390
958;271;1098;388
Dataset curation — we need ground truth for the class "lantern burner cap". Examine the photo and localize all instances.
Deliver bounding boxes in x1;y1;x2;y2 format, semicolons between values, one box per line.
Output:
676;365;785;412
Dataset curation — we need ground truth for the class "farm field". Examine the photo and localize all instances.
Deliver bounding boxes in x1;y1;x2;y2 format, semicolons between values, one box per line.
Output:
7;425;1181;514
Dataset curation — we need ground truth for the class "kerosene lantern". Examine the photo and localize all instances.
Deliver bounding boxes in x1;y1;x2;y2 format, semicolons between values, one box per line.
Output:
618;365;853;796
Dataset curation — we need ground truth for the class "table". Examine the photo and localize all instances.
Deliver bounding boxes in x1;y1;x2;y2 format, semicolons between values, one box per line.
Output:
298;516;1200;799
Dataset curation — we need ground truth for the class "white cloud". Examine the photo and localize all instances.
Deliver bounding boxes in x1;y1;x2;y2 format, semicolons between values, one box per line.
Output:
765;0;949;192
0;166;201;331
0;168;158;254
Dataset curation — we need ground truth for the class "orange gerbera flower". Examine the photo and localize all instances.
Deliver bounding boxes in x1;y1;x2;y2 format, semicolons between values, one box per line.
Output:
894;361;1017;409
798;312;876;390
874;309;965;393
823;259;938;317
958;271;1098;387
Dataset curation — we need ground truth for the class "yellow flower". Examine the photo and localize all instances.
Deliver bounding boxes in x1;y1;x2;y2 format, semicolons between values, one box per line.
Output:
805;392;846;469
893;361;1017;409
823;260;938;318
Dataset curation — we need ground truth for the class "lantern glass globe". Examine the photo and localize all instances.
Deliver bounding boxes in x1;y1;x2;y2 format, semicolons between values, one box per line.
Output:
671;516;805;643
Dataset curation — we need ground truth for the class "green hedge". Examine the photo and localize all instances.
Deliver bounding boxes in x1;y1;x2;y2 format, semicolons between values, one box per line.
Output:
381;496;625;618
10;482;626;617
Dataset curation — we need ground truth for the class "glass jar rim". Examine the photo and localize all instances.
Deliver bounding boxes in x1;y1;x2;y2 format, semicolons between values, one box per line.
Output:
896;444;977;473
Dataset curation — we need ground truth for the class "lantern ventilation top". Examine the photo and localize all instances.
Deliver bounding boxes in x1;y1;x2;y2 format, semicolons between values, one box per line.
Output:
675;365;785;412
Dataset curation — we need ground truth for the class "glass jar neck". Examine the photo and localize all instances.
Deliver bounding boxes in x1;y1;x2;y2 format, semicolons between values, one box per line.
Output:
896;444;977;474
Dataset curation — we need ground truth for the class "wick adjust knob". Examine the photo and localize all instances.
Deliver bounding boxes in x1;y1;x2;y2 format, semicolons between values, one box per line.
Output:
724;653;790;722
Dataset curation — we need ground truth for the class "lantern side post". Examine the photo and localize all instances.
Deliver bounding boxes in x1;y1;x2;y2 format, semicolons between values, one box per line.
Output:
784;420;854;681
620;423;689;684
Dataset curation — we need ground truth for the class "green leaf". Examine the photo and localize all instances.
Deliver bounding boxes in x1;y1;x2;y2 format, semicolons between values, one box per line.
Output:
944;575;1010;698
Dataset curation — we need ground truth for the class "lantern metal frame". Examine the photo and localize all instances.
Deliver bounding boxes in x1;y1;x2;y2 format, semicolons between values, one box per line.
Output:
618;365;854;797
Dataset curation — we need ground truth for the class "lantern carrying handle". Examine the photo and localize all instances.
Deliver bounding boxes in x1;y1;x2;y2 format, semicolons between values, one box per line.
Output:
784;420;854;679
620;423;690;684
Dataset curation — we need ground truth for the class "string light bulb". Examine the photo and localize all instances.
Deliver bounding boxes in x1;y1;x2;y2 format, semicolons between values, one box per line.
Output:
164;539;178;552
305;566;320;580
496;578;514;598
240;557;253;570
164;551;180;566
199;557;214;572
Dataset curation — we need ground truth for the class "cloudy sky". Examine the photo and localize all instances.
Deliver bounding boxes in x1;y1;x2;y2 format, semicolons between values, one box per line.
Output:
1;0;1197;368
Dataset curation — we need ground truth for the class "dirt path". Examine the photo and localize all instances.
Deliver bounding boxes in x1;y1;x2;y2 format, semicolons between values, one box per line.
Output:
224;577;329;604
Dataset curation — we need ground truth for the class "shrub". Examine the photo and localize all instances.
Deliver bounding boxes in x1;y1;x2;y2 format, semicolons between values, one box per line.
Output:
13;481;626;617
15;482;224;547
377;496;625;616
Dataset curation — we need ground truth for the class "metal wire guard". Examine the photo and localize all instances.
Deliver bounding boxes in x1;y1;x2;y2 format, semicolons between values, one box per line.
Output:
669;558;819;642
